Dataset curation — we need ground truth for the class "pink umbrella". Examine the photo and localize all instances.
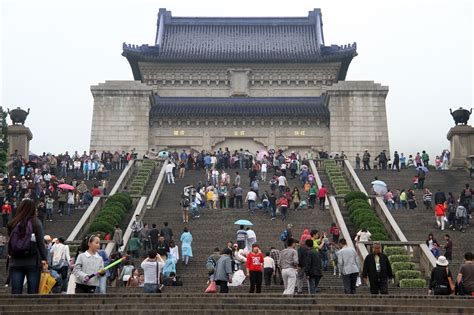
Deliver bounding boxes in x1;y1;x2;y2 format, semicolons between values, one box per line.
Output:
256;151;268;161
58;183;75;191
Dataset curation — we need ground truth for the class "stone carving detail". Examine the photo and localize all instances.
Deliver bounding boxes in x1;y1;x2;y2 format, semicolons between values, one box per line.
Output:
450;107;472;126
140;64;339;88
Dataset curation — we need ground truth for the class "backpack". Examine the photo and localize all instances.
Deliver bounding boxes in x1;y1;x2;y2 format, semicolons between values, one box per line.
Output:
206;256;217;272
9;220;35;258
181;196;190;207
280;230;288;242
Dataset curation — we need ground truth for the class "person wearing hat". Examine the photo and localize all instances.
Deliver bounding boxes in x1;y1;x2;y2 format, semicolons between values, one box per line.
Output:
429;256;455;295
362;243;393;294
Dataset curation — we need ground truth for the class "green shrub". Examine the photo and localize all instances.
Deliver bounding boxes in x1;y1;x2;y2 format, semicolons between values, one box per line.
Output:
371;232;390;241
388;255;410;264
395;270;422;283
104;202;127;213
354;213;378;226
97;210;122;222
89;220;114;235
367;226;388;236
96;214;120;225
348;200;372;212
384;246;407;256
391;262;416;273
101;205;126;216
344;191;368;203
346;199;370;209
399;278;426;288
359;220;385;231
350;208;374;220
358;216;383;228
107;193;132;210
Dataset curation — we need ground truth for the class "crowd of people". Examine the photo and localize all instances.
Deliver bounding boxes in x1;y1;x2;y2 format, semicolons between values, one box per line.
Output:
355;149;450;171
167;148;329;224
2;146;473;297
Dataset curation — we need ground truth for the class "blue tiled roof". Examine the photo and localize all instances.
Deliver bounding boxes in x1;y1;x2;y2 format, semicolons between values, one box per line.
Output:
150;96;329;119
122;9;357;80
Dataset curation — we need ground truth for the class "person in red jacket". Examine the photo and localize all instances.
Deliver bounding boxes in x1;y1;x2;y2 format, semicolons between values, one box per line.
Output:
2;201;12;228
318;185;328;210
246;243;264;293
91;184;102;197
277;196;289;221
435;203;446;231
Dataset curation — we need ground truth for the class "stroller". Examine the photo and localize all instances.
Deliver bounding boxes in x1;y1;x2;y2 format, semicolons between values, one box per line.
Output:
190;202;200;219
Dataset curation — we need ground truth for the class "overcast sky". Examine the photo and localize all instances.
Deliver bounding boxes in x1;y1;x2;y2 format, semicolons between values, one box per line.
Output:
1;0;472;157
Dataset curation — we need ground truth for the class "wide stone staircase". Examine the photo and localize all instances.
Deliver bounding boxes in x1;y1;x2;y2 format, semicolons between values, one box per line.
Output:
356;168;474;273
137;169;344;293
1;168;473;314
1;293;473;314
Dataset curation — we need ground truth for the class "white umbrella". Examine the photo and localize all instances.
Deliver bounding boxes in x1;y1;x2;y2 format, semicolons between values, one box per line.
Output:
372;184;388;196
371;180;387;187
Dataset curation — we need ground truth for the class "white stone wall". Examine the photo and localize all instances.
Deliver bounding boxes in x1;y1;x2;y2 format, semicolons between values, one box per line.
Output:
90;81;152;155
326;81;390;162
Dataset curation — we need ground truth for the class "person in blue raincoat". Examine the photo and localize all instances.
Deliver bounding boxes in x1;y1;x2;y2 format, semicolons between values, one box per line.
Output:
180;227;193;265
162;253;176;278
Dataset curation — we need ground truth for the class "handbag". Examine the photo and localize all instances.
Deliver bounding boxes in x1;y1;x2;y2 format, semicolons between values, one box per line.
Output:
205;281;217;293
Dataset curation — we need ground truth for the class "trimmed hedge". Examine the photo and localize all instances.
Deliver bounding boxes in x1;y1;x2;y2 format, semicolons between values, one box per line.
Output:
392;262;416;273
388;255;410;263
107;193;132;210
395;270;422;283
384;246;406;256
89;192;133;235
371;232;390;241
89;220;114;235
344;191;368;203
348;201;372;213
399;278;426;288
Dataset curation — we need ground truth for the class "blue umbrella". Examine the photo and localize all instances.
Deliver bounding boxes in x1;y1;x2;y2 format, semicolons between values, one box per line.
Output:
234;219;253;226
416;166;429;173
158;151;169;158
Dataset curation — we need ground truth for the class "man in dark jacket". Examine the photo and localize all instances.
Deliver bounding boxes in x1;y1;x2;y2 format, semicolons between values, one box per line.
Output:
434;189;446;206
149;224;160;251
362;243;393;294
303;239;323;294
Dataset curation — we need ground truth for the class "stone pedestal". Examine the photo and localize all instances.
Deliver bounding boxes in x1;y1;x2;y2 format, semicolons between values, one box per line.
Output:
447;125;474;168
8;125;33;158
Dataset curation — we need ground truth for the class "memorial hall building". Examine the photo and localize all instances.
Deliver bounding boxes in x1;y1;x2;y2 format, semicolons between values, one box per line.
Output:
90;8;390;159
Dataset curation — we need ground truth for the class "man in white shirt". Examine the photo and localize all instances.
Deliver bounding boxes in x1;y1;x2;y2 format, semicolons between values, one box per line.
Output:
263;252;275;286
245;190;257;214
141;250;165;293
261;162;268;182
278;175;288;194
165;162;175;184
337;239;360;294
